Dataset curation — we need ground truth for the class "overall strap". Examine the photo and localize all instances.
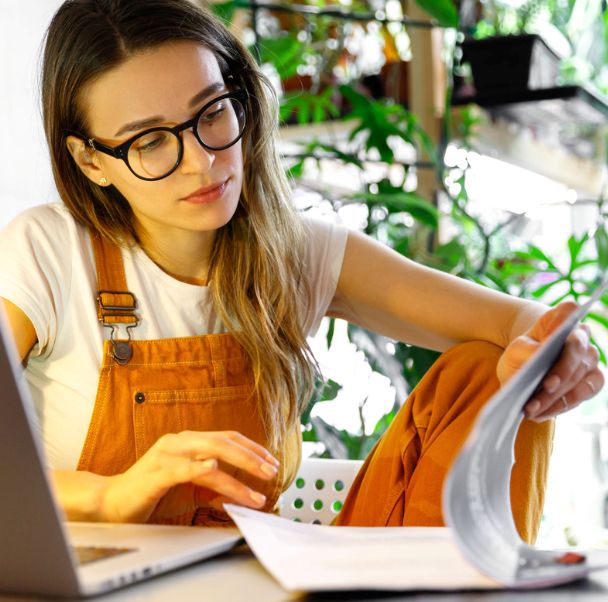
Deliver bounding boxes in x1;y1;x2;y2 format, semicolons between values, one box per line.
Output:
90;231;139;365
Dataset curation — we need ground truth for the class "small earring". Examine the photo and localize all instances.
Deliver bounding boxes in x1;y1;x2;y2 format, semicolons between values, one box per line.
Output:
98;177;108;186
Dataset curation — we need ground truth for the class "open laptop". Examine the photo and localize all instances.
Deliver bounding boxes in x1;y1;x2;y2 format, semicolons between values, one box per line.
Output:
0;308;242;598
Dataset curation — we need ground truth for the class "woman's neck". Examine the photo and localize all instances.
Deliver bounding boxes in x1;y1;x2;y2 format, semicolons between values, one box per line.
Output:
136;226;215;286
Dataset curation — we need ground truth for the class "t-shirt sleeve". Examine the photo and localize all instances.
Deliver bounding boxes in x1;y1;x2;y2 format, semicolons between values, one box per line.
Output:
0;205;72;358
300;215;348;336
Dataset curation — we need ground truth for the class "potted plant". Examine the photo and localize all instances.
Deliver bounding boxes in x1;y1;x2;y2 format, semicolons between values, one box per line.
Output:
457;32;562;99
454;0;608;101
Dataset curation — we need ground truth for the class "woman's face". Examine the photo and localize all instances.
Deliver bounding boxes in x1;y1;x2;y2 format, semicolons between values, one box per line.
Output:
72;41;244;243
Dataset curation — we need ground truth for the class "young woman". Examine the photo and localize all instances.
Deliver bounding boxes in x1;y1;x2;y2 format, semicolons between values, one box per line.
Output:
0;0;601;543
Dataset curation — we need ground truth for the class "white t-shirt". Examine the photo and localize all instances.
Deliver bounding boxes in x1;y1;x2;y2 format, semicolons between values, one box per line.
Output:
0;203;348;470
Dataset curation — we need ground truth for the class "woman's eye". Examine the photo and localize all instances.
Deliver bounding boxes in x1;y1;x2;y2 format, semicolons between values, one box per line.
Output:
134;134;166;153
201;106;226;124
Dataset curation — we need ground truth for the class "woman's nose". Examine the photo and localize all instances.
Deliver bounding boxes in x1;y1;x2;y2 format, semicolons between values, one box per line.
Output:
179;129;214;175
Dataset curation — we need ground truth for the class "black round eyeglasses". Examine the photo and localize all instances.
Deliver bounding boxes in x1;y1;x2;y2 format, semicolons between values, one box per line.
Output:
70;89;247;182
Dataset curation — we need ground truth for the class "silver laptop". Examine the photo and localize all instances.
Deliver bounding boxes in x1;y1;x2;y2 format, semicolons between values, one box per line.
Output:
0;308;242;598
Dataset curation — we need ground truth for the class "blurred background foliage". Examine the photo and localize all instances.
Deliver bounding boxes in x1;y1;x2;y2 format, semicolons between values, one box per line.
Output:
208;0;608;458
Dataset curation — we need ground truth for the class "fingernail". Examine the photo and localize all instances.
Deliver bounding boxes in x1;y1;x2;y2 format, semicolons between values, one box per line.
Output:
544;376;560;393
260;462;278;477
526;400;541;416
250;491;266;505
265;453;280;467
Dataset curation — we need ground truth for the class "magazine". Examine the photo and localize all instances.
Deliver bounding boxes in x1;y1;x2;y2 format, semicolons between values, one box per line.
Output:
444;279;608;587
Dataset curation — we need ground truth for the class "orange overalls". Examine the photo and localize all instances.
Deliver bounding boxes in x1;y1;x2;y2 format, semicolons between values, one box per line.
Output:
78;233;553;541
76;232;300;526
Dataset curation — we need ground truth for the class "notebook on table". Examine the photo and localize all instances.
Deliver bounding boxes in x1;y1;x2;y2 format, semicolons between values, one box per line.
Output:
0;307;241;598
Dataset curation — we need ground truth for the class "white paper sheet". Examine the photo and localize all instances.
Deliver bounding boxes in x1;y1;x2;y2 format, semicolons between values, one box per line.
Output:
225;505;497;592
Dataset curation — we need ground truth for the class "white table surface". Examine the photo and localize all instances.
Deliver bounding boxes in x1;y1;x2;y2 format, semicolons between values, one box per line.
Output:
4;545;608;602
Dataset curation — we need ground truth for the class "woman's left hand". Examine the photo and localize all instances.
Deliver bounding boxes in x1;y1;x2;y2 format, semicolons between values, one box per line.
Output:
496;301;604;421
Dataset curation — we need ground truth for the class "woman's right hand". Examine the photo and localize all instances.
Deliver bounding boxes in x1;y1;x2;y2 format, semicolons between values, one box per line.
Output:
57;430;280;523
102;430;279;523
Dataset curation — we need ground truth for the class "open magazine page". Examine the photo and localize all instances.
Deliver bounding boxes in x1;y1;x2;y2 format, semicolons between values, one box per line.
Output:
226;280;608;592
444;280;608;587
224;506;496;591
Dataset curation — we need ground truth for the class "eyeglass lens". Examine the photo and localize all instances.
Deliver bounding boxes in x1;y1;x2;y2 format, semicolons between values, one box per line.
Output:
127;96;245;179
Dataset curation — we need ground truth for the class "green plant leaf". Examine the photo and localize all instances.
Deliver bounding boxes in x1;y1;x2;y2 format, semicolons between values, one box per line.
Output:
339;84;434;164
586;311;608;331
310;416;350;459
530;277;566;299
210;0;236;24
352;192;439;228
318;378;342;402
316;143;364;169
301;427;319;443
286;159;305;179
566;233;589;272
414;0;459;28
595;226;608;270
549;290;574;306
371;408;397;435
300;378;342;425
433;239;468;272
604;7;608;66
496;260;539;276
519;245;559;270
393;236;410;257
280;88;340;125
482;271;511;293
326;317;336;348
347;325;408;404
258;36;307;80
394;343;441;391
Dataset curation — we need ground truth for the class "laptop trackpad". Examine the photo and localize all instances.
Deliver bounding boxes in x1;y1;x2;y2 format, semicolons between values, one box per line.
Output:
74;545;137;565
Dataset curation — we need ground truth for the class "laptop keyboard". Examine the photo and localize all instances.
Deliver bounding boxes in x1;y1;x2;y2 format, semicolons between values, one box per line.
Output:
74;545;137;565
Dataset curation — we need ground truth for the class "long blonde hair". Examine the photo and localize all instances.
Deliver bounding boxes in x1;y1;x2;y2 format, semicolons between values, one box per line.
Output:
41;0;318;448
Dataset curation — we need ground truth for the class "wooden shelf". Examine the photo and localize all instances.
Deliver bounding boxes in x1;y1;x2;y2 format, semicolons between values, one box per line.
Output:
452;84;608;127
454;107;607;197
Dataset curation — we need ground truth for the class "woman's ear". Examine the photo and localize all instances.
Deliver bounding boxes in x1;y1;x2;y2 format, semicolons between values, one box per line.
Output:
65;135;110;187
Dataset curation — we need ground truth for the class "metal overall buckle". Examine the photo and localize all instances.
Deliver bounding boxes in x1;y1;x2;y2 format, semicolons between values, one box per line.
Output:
107;323;137;365
96;291;139;366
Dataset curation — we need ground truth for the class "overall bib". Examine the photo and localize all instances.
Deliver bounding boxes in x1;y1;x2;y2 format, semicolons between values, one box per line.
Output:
76;233;300;526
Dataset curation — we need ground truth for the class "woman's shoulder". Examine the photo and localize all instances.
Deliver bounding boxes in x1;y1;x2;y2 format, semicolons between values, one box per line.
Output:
2;202;79;235
1;203;87;255
299;212;349;260
300;212;348;239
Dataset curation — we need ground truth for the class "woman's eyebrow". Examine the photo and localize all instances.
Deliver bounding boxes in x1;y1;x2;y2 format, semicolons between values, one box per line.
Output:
188;81;226;108
114;116;163;137
112;82;226;137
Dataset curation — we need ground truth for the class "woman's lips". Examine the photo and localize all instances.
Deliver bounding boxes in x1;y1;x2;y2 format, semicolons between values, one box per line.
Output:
182;180;228;204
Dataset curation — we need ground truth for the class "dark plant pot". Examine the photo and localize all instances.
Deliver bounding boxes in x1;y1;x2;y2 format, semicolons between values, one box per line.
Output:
361;60;410;104
460;34;561;95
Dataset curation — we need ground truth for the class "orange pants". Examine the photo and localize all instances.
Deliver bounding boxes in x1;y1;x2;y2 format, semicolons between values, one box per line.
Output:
335;340;554;544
